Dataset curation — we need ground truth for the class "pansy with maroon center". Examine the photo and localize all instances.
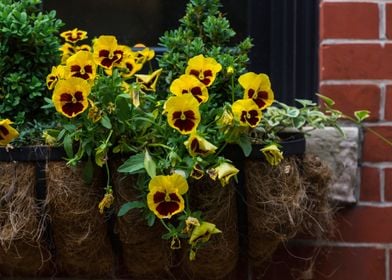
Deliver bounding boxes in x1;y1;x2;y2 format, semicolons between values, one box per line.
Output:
59;43;77;64
165;94;200;135
0;119;19;146
120;51;144;79
147;174;189;219
60;28;88;43
238;72;274;110
185;54;222;87
52;77;91;118
66;51;96;81
232;99;262;128
170;74;209;103
46;65;66;90
93;35;125;70
184;133;217;157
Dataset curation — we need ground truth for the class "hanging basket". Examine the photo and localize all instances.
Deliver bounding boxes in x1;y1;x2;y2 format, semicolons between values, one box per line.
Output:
0;146;115;278
179;178;239;280
46;161;115;278
243;134;334;267
110;160;173;279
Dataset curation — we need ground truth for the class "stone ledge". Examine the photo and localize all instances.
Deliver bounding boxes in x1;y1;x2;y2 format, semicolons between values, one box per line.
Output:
305;126;361;204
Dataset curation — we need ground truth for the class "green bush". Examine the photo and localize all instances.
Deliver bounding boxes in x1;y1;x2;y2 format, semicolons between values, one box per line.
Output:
0;0;63;140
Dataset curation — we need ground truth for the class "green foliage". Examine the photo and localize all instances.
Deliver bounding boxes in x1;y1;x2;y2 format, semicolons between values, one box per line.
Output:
157;0;253;101
0;0;63;136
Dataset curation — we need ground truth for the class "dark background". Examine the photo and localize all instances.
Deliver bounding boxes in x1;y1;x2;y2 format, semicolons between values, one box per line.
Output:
43;0;318;104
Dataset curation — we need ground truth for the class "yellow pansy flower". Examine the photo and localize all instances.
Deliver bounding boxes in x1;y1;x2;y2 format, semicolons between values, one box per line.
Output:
170;74;209;103
52;77;91;118
46;65;67;90
185;54;222;87
59;43;76;64
66;51;96;81
232;99;262;128
261;144;284;166
184;133;217;157
239;72;274;110
0;119;19;146
165;94;200;135
60;28;88;43
93;35;124;70
147;174;189;219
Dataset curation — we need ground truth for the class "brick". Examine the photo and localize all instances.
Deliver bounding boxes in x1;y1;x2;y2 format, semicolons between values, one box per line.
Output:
360;167;380;202
385;168;392;201
259;244;385;280
362;126;392;162
320;2;379;40
319;84;380;121
385;86;392;121
332;206;392;243
387;4;392;39
320;44;392;80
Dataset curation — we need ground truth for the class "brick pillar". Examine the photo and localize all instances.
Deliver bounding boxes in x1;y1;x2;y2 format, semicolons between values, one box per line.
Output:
254;1;392;279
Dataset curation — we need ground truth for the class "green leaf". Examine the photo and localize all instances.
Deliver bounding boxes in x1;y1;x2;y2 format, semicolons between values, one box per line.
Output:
100;114;112;129
63;134;73;158
82;157;94;184
117;201;145;216
354;110;370;123
116;95;132;122
117;153;145;174
146;212;156;227
237;134;252;157
144;149;157;178
316;93;335;106
286;108;300;118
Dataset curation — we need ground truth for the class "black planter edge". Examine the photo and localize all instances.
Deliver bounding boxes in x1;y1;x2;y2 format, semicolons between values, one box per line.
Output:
0;146;67;162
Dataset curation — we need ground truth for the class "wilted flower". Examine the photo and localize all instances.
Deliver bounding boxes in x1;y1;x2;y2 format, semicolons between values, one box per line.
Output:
209;162;239;187
98;191;114;214
184;133;217;157
261;144;284;166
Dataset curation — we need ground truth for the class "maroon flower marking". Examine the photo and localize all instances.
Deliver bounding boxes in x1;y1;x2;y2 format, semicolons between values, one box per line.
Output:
247;89;269;108
240;110;260;126
190;138;207;155
0;126;9;140
70;65;93;80
172;110;197;132
99;50;121;68
153;191;181;217
60;91;85;117
190;87;203;103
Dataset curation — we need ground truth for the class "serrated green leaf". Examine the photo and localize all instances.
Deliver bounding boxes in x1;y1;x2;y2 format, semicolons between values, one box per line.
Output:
117;153;145;174
117;201;145;216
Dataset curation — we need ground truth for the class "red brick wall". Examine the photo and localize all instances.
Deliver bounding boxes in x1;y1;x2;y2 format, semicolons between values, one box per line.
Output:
255;1;392;279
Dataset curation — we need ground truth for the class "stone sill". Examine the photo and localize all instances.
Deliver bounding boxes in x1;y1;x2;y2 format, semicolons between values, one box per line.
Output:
305;126;361;205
